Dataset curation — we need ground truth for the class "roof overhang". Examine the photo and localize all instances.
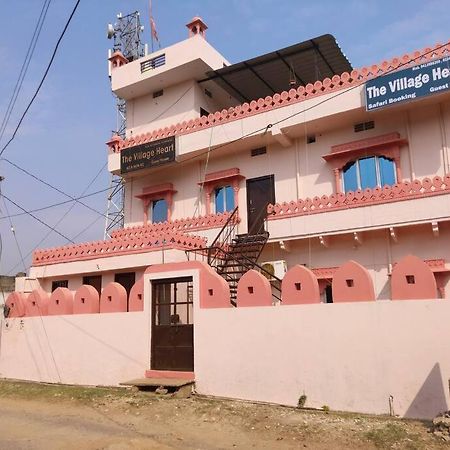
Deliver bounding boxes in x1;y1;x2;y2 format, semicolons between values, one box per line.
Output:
199;34;352;103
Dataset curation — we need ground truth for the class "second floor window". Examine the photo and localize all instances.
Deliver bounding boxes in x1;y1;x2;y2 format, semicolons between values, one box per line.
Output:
342;156;396;193
52;280;68;292
215;185;234;213
152;199;168;223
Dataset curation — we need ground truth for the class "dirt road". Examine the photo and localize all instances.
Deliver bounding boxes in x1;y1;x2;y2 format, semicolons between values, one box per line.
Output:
0;380;445;449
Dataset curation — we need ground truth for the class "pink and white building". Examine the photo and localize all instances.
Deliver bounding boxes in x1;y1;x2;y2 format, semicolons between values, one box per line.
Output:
2;17;450;419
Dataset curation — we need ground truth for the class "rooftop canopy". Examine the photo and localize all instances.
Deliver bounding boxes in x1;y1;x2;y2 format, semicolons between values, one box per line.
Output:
199;34;352;103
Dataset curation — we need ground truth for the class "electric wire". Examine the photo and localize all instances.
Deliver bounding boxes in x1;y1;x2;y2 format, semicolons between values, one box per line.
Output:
1;198;27;273
0;187;109;220
3;161;108;273
0;0;82;158
2;194;74;243
2;158;107;218
0;0;52;144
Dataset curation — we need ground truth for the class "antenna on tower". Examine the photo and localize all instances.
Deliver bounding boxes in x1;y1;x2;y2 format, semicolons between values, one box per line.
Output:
107;11;145;61
104;11;145;239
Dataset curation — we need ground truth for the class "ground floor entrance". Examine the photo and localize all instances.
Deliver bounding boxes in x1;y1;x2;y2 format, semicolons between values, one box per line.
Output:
151;277;194;371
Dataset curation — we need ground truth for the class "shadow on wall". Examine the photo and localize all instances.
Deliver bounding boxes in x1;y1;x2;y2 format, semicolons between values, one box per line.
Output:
404;363;449;419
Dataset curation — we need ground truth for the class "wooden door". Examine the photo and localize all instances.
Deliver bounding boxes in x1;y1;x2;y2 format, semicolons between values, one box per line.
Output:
246;175;275;235
151;277;194;372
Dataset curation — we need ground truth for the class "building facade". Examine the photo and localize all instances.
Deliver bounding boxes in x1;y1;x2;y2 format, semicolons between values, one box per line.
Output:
2;17;450;419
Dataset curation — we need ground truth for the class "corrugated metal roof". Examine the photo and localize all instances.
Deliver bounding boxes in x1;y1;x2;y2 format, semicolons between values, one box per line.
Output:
200;34;352;102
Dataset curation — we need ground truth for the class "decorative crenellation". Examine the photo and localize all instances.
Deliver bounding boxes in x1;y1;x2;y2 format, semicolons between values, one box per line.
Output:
111;211;239;240
108;42;450;153
267;174;450;220
32;230;207;266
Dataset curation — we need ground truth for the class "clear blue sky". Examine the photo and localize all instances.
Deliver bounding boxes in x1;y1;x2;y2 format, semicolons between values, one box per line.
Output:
0;0;449;274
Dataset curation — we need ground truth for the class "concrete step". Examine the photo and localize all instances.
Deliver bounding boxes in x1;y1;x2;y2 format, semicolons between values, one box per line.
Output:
120;377;194;388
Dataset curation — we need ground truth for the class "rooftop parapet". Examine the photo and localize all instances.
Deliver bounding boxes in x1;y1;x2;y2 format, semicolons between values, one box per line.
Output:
109;28;229;100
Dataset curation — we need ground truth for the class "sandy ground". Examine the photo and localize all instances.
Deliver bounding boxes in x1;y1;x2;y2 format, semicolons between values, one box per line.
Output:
0;380;446;449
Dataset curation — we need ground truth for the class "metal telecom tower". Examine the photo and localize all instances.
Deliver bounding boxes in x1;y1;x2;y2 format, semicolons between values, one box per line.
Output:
104;12;145;239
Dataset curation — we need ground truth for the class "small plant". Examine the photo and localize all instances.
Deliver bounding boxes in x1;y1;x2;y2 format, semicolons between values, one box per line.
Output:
297;394;307;408
322;405;330;413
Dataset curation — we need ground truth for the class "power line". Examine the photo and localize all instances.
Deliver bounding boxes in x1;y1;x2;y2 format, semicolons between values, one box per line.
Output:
2;159;109;273
0;0;82;158
0;0;52;144
2;158;107;218
1;198;27;273
0;179;27;273
0;186;109;220
2;194;74;243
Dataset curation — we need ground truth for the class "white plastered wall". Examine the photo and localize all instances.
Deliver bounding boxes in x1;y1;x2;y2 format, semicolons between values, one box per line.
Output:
194;299;450;419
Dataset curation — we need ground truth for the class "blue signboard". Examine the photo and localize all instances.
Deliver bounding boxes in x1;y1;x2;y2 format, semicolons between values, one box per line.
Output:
365;56;450;111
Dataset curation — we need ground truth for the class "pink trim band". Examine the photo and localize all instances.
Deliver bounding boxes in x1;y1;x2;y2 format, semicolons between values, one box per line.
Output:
268;174;450;220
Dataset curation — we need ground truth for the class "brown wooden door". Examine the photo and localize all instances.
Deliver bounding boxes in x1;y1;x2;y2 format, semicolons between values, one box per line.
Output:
246;175;275;235
151;277;194;372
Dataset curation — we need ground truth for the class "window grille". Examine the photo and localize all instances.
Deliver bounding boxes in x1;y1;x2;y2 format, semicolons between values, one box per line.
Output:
141;54;166;73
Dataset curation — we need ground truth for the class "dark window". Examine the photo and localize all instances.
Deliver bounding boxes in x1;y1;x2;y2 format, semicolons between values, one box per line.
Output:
52;280;68;292
342;156;396;192
251;147;267;157
215;185;234;213
152;199;168;223
114;272;136;298
153;89;163;98
354;121;375;132
307;135;316;144
153;278;193;326
200;107;210;117
325;284;333;303
82;275;102;296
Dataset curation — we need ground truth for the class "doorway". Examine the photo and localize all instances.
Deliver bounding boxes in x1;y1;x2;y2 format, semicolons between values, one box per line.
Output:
246;175;275;235
151;277;194;372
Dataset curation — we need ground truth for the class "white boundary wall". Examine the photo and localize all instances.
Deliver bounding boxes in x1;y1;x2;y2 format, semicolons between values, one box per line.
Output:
0;313;149;386
1;269;450;419
194;300;450;419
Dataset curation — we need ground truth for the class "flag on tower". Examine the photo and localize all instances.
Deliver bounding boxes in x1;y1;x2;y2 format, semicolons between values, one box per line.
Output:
149;0;160;50
150;16;159;43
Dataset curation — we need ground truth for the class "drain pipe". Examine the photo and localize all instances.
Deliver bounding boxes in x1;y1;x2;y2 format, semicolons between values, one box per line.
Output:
404;111;415;180
439;103;449;174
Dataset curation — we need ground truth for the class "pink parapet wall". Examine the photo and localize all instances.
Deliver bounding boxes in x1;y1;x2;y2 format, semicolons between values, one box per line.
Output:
74;285;100;314
391;255;438;300
100;282;127;313
237;270;272;307
200;266;231;308
25;289;49;316
128;277;144;312
5;292;27;318
332;260;375;303
282;265;320;304
48;288;74;315
146;261;231;309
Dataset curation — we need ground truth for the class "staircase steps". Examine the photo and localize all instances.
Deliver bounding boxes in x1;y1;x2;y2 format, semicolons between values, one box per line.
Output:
213;232;269;303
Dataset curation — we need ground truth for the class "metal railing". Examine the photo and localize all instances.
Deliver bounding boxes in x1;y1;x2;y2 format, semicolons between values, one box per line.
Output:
140;53;166;73
186;244;282;303
207;206;239;266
